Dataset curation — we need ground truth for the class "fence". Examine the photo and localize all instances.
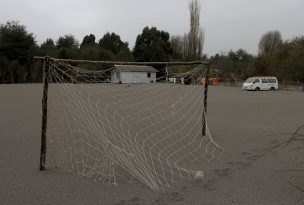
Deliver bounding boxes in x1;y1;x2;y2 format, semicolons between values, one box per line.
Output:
282;79;304;92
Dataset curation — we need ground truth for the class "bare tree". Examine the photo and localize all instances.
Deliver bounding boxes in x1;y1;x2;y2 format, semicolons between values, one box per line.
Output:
258;30;282;56
171;35;183;60
197;28;205;58
170;34;190;60
183;33;190;59
188;0;204;60
170;0;204;61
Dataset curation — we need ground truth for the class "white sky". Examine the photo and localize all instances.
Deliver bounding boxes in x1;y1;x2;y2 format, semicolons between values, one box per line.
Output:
0;0;303;56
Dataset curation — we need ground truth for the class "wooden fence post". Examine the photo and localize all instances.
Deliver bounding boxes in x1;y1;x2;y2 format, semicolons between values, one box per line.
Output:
202;63;210;136
297;79;299;90
166;66;168;83
39;56;50;171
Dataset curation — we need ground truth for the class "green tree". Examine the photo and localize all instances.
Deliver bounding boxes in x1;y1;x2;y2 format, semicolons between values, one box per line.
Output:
57;47;79;59
41;38;55;50
114;45;133;61
98;32;129;55
79;46;99;60
55;35;79;59
0;56;9;83
254;55;276;76
39;38;57;57
56;34;79;49
133;27;172;62
79;47;114;61
210;49;254;80
256;32;304;81
80;34;96;48
0;21;36;64
277;37;304;81
98;48;113;60
0;21;36;83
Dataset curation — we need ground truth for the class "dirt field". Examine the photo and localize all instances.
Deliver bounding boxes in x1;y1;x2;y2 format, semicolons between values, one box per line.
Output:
0;84;304;205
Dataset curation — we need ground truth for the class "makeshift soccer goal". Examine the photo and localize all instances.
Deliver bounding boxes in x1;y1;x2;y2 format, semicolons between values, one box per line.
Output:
34;56;223;191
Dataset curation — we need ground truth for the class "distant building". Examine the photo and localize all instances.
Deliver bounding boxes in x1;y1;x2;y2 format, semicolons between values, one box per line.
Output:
111;65;158;84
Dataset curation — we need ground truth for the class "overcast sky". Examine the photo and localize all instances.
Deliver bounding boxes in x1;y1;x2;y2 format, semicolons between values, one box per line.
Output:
0;0;303;56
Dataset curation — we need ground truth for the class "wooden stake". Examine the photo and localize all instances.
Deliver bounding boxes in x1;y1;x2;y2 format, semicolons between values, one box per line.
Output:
165;66;168;82
39;56;50;171
202;63;210;136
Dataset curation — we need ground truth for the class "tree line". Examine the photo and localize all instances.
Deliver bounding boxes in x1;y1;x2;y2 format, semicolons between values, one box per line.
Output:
0;0;204;83
0;21;200;83
0;0;303;83
0;0;206;83
210;31;304;82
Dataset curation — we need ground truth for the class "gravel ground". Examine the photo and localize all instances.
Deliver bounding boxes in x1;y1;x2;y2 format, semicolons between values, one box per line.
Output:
0;84;304;205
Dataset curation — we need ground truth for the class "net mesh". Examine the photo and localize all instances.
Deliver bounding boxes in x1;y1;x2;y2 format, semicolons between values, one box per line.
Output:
45;59;223;191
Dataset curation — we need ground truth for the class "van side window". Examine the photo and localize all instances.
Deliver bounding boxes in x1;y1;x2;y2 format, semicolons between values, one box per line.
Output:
269;79;276;83
262;79;269;83
254;79;260;83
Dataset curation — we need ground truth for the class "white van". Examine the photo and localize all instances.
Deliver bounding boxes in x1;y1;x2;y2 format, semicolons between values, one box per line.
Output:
242;76;278;91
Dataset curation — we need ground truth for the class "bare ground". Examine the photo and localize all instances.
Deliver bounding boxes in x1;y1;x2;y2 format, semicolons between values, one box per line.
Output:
0;84;304;205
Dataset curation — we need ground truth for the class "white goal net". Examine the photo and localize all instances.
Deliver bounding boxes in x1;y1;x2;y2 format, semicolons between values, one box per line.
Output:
44;59;223;191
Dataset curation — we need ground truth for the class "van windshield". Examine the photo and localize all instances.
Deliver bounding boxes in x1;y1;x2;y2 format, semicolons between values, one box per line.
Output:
245;78;258;83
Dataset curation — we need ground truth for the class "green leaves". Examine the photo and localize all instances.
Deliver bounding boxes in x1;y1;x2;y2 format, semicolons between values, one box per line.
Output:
0;21;35;64
98;32;129;55
56;34;79;49
0;21;36;83
133;27;172;62
1;19;303;84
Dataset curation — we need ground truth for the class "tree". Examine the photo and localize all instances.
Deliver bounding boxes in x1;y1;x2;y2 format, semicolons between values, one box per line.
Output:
57;47;79;59
0;21;36;83
210;49;254;80
0;56;10;83
55;35;80;59
114;44;133;61
254;55;275;76
171;35;183;60
56;34;79;49
258;30;282;56
133;27;172;62
97;48;114;60
41;38;55;50
277;37;304;81
39;38;57;57
188;0;204;60
171;35;189;60
0;21;36;64
170;0;204;61
80;34;96;48
98;32;129;55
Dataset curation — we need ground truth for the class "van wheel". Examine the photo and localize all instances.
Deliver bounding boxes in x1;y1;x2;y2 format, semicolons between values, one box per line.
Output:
270;87;275;91
255;87;260;91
